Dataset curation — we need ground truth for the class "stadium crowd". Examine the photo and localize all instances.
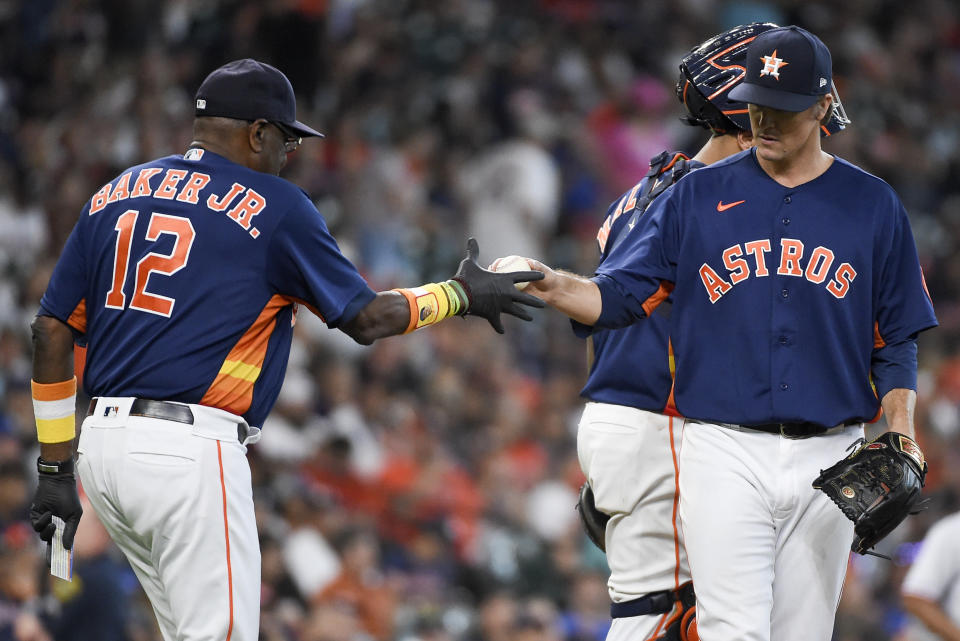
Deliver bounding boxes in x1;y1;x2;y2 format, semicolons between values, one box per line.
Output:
0;0;959;639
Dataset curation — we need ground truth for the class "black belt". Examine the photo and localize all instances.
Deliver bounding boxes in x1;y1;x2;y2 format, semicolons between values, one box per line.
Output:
610;582;695;619
88;398;249;443
744;421;859;438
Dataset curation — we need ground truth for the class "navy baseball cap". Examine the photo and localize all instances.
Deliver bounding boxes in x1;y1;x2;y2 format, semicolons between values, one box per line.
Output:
728;26;832;112
195;59;324;138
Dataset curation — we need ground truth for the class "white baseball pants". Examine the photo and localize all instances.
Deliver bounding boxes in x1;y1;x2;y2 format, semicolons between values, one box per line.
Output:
678;421;862;641
577;402;688;640
606;613;666;641
77;397;260;641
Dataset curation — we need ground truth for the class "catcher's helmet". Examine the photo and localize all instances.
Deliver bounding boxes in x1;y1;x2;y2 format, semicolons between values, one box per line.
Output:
677;22;850;136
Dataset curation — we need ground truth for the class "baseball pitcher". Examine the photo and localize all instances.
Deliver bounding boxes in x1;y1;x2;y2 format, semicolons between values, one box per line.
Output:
503;26;936;641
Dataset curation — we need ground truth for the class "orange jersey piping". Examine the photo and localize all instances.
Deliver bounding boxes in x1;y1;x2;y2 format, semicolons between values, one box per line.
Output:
873;321;886;349
67;298;87;334
642;281;675;318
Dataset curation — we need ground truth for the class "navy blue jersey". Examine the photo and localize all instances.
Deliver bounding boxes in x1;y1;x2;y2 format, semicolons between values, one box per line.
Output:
580;153;704;412
594;149;937;427
40;149;376;426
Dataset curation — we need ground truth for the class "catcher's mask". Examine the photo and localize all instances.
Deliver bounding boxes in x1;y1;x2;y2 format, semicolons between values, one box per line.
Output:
677;22;850;137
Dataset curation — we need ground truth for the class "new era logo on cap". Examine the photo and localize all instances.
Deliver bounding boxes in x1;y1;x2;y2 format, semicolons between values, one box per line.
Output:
728;26;833;112
196;99;207;110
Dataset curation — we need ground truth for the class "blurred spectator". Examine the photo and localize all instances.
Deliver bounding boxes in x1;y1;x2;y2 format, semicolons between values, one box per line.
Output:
836;560;893;641
300;602;363;641
458;89;560;261
517;596;564;641
280;491;342;600
314;528;399;640
901;511;960;640
556;572;609;641
260;533;307;626
0;462;29;534
48;494;135;641
469;592;517;641
258;368;325;464
0;543;52;641
585;74;675;194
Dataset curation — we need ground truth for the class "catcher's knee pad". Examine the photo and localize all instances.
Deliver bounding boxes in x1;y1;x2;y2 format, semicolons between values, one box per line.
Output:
679;605;698;641
629;581;696;641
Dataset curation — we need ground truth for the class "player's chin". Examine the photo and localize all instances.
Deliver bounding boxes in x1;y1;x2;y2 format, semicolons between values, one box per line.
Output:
755;143;785;162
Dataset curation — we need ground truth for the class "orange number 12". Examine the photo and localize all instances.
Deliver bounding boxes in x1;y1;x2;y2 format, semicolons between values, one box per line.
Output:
105;210;196;317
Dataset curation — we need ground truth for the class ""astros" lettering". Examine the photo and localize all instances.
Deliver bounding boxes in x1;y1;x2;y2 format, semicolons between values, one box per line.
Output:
700;238;856;303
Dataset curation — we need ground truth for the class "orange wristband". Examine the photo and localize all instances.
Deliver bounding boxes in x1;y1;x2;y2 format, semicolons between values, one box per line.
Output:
31;377;77;443
394;281;467;333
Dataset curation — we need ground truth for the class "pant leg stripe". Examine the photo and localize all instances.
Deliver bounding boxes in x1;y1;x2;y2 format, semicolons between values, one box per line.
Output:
216;441;235;641
669;416;682;590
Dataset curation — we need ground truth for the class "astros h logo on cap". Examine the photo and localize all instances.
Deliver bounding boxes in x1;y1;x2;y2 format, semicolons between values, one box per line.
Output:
759;50;788;79
728;26;833;112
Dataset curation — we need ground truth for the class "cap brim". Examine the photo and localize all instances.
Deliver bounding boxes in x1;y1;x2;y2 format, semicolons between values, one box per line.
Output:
287;120;325;138
728;83;819;112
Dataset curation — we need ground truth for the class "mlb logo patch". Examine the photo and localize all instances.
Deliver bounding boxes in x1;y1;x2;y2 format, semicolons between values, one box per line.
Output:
103;405;120;418
184;148;204;161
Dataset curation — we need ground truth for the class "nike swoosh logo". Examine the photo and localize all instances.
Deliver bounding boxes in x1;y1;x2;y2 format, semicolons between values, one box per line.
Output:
717;200;746;212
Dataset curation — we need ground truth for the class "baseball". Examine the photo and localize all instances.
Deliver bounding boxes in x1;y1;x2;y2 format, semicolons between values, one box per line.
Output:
492;255;533;290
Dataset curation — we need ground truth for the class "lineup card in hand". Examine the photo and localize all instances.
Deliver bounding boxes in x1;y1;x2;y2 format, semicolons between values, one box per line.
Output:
49;516;73;581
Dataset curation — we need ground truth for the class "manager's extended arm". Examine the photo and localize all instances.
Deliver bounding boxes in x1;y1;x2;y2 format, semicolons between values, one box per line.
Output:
340;238;544;344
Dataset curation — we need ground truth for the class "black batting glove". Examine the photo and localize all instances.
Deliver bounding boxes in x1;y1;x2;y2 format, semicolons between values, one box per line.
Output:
30;457;82;550
452;238;545;333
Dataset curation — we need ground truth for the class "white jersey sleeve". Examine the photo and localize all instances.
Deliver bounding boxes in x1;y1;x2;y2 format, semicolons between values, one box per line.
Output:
903;512;960;611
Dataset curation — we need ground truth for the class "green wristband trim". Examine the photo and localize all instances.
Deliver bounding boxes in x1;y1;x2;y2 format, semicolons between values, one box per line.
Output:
444;279;469;315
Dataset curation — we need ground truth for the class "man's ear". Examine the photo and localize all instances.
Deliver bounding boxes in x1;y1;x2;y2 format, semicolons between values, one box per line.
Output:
817;95;833;123
248;119;266;153
737;129;754;151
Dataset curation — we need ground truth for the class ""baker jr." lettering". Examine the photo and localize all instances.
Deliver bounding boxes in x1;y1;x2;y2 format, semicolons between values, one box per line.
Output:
87;165;265;240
